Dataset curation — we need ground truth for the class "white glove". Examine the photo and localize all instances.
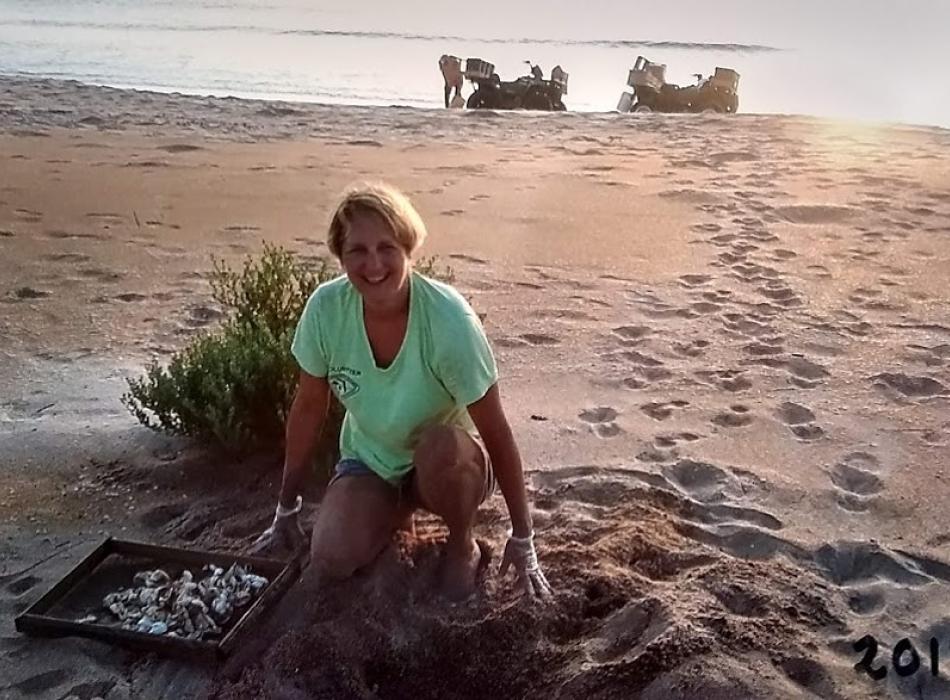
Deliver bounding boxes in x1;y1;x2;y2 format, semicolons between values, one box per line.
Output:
249;495;307;556
499;531;553;600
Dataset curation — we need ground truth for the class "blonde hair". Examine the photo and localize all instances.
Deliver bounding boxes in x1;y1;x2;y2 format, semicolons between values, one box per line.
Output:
327;182;428;258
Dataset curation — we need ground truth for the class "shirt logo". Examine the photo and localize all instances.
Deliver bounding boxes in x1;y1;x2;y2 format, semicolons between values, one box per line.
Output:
329;372;361;400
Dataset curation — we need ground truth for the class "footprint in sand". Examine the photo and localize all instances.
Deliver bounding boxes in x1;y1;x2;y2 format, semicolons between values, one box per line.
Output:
678;274;712;288
906;343;950;368
660;459;742;504
845;587;887;616
694;369;752;393
157;144;203;153
636;303;699;321
11;287;51;300
775;205;856;225
124;159;170;168
811;540;949;587
701;289;733;304
707;232;735;246
722;314;771;338
622;350;665;367
711;404;753;428
6;575;41;595
872;372;948;400
653;432;701;448
743;341;784;357
621;365;674;389
691;223;724;236
673;339;710;357
578;406;623;438
774;402;825;441
448;253;487;265
85;212;126;226
520;333;560;346
640;400;689;421
114;292;148;303
183;304;224;328
689;302;722;315
754;356;831;389
758;283;802;308
78;267;123;283
827;451;884;512
849;286;900;311
637;431;703;464
6;669;74;695
612;325;652;342
532;308;595;321
14;208;43;222
42;252;91;264
45;229;108;241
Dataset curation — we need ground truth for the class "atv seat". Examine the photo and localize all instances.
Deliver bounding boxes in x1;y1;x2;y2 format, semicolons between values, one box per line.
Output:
551;65;569;94
711;67;739;92
464;58;495;81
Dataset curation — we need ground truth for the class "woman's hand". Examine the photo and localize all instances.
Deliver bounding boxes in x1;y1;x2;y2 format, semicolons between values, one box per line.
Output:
250;496;308;557
499;532;553;600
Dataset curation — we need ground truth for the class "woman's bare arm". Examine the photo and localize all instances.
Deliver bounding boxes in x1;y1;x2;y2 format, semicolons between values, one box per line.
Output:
278;371;331;508
467;383;532;538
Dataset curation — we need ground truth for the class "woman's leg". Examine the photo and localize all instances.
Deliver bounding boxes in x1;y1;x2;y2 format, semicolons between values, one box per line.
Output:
306;471;402;582
411;425;489;600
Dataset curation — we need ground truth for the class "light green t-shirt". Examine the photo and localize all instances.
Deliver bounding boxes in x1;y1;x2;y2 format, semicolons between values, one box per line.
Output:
291;271;498;483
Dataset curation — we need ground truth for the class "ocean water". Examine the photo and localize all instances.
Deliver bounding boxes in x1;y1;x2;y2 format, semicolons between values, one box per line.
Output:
1;0;948;128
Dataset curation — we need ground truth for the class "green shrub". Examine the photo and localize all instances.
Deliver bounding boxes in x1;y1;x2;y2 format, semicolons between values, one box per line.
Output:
122;244;454;461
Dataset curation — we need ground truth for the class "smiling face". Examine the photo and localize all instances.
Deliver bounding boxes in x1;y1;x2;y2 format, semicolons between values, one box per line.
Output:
339;210;411;310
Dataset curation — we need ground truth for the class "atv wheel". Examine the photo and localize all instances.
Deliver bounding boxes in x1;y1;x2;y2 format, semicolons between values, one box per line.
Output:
634;104;653;113
553;100;566;111
523;91;552;111
466;91;491;109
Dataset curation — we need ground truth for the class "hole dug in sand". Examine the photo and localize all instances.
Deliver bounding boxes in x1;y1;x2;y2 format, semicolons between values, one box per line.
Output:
209;466;860;700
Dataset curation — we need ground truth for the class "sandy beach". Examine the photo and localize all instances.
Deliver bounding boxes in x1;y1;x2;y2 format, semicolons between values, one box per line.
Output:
1;75;950;699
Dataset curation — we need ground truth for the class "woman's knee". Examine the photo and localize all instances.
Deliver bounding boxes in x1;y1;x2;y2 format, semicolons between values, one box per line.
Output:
412;425;484;512
413;425;468;483
309;529;359;580
308;480;396;579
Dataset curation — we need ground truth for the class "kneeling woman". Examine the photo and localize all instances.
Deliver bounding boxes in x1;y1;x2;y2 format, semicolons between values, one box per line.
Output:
256;182;550;601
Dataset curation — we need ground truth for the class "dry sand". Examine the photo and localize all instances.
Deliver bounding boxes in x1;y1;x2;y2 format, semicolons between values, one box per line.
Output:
1;75;950;699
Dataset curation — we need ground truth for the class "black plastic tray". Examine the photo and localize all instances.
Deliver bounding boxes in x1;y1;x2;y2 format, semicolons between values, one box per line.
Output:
14;537;299;660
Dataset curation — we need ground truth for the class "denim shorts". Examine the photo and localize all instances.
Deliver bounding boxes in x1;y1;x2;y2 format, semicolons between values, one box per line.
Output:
329;434;496;504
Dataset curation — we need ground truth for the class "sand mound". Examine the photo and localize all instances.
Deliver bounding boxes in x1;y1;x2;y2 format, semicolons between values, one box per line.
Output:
208;466;852;700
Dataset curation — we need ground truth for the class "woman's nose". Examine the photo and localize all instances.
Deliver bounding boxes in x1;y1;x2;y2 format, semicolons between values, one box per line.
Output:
365;249;385;272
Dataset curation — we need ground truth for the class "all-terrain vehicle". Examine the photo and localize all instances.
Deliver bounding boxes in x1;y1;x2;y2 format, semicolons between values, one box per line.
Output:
617;56;739;114
464;58;568;111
